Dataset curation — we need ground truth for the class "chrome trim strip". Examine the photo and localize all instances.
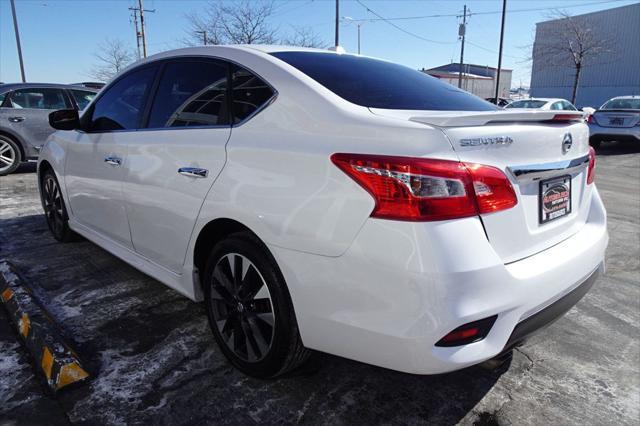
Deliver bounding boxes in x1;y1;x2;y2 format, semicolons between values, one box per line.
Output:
507;154;589;182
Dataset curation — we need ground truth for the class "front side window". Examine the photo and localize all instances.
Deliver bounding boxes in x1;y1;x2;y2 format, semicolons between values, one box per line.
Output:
70;89;97;111
89;66;156;131
271;51;495;111
9;88;69;110
231;66;274;123
147;60;229;128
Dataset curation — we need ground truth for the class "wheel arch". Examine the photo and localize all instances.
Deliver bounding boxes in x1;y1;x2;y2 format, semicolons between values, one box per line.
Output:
192;218;256;288
0;129;25;161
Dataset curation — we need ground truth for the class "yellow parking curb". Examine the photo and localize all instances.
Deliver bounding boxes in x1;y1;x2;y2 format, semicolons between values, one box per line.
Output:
0;260;90;392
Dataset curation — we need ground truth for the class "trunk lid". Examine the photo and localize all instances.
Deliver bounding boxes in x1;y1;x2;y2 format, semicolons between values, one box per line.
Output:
370;108;592;263
592;109;640;128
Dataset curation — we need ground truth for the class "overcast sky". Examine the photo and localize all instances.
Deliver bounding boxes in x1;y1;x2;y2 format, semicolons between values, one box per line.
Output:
1;0;636;87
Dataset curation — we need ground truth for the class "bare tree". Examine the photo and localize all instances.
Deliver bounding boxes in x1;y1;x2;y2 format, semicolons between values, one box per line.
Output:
281;26;327;48
184;0;278;45
532;11;612;104
89;38;134;82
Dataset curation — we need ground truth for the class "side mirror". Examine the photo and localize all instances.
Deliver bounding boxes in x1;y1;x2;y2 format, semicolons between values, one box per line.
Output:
49;109;80;131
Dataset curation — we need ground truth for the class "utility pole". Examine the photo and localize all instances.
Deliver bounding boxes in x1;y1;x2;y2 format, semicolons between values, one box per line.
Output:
9;0;26;82
129;7;142;59
457;4;467;89
130;0;155;58
335;0;340;47
494;0;507;104
196;30;208;45
357;23;361;54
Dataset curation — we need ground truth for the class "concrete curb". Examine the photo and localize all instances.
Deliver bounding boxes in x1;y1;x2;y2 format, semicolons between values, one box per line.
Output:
0;260;89;393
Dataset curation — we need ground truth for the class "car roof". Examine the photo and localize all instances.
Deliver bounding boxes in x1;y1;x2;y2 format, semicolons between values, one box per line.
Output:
0;82;98;93
607;95;640;100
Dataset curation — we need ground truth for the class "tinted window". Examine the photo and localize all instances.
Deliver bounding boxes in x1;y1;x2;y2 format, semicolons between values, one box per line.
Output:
271;51;495;111
0;92;6;106
231;66;274;123
90;66;156;131
550;102;563;110
148;60;229;128
9;88;69;110
70;89;97;111
505;100;547;109
602;98;640;110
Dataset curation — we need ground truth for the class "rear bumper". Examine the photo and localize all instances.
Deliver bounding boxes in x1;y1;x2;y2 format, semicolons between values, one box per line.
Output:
503;265;599;351
589;124;640;142
270;186;608;374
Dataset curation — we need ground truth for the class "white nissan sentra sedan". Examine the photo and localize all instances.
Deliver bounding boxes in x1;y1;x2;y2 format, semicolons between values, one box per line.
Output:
39;45;607;378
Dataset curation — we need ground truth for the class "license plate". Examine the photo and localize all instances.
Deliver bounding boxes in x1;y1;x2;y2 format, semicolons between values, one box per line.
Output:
539;175;571;224
609;117;624;126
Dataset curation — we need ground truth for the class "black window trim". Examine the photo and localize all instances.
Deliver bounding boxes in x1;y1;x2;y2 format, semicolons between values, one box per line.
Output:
80;55;278;134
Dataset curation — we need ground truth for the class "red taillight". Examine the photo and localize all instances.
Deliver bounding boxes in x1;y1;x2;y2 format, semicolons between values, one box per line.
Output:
552;113;583;122
435;315;498;347
587;146;596;184
586;114;594;124
331;154;517;221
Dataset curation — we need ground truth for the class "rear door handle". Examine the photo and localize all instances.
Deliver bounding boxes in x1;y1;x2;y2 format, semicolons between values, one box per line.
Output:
178;167;208;178
8;116;25;123
104;156;122;166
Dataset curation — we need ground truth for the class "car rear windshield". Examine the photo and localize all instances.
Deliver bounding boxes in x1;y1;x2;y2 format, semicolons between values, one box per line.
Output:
505;100;547;109
601;98;640;110
270;51;496;111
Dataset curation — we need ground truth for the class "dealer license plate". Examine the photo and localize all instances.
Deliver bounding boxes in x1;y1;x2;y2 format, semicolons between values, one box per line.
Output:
539;175;571;224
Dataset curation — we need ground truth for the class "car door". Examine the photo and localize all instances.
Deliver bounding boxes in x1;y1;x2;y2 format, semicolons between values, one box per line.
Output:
121;58;235;273
64;65;159;249
0;87;70;153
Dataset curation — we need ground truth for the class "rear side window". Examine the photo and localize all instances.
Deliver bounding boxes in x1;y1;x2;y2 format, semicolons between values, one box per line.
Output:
147;60;229;128
9;88;69;110
90;66;156;131
231;66;274;123
70;89;97;111
270;51;494;111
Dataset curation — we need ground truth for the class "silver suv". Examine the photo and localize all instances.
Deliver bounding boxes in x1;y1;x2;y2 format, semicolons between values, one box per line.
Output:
0;83;98;175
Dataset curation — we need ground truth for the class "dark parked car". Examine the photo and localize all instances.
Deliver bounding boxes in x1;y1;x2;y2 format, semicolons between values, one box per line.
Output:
0;83;98;175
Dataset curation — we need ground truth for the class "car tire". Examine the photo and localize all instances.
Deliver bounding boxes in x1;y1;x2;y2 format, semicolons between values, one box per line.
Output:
40;169;76;242
589;138;601;150
203;231;310;378
0;135;22;176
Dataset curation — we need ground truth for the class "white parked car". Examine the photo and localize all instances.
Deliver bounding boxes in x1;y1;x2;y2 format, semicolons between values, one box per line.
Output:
505;97;578;111
39;46;607;377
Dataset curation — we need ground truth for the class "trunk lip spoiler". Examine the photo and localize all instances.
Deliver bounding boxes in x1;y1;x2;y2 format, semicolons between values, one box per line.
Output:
507;154;589;182
406;111;584;127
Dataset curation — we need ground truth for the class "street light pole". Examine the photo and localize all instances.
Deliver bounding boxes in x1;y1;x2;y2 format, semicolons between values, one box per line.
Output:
9;0;26;82
357;24;361;54
196;30;208;45
494;0;507;104
335;0;340;47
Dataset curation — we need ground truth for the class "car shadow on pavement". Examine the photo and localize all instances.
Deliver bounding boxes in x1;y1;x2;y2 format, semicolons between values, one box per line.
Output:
12;162;37;174
0;213;509;425
595;140;640;156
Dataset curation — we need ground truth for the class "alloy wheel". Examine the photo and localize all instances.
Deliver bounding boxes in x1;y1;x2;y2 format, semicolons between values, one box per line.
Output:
0;140;17;173
209;253;276;362
43;175;64;236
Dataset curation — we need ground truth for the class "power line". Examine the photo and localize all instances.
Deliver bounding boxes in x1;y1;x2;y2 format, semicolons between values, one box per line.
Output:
348;0;627;22
355;0;457;45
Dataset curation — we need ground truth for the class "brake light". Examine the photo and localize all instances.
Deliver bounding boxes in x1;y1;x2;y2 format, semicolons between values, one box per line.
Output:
587;146;596;184
330;154;517;221
586;114;594;124
552;113;583;122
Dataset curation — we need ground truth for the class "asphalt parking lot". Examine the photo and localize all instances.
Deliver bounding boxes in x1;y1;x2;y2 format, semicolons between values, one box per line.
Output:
1;142;639;425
